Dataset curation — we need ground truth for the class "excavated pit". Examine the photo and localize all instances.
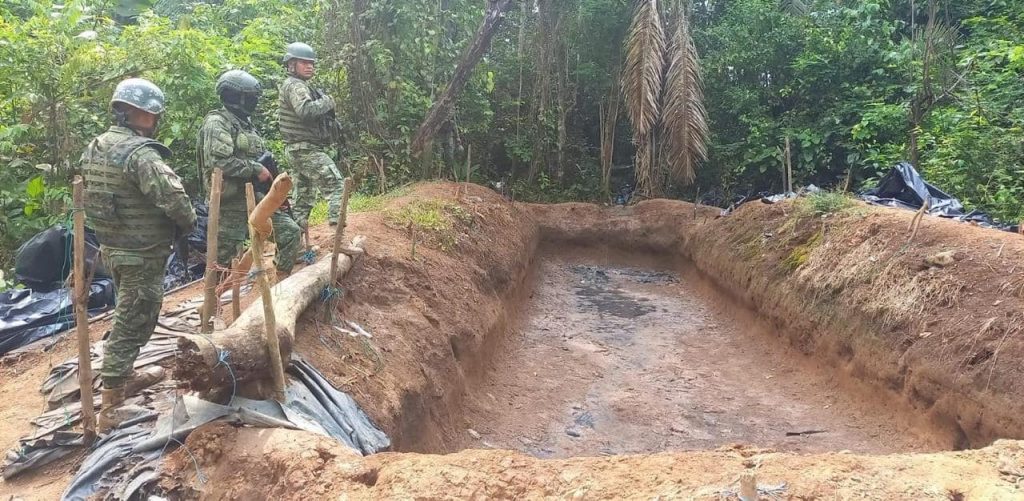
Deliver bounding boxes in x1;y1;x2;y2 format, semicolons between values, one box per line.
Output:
442;245;947;457
153;184;1024;499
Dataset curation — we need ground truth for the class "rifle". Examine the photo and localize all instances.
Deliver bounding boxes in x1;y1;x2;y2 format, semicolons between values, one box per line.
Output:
172;227;192;280
310;87;345;147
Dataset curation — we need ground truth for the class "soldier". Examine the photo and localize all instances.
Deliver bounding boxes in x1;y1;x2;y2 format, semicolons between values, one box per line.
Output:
81;78;196;431
198;69;301;275
278;42;344;231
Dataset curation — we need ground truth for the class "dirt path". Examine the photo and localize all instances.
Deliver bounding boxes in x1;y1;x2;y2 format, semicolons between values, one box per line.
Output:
454;247;945;457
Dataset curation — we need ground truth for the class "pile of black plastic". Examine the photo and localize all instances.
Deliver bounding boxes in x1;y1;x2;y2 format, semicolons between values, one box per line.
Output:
729;162;1018;232
0;203;209;357
861;162;1017;232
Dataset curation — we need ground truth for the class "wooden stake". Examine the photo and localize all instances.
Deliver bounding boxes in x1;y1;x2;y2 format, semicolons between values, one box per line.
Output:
784;137;793;193
231;187;258;321
71;177;96;444
330;178;354;283
246;183;287;402
201;168;223;334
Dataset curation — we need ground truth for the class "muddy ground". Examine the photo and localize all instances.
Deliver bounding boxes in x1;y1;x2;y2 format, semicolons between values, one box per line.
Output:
3;182;1024;499
452;248;939;457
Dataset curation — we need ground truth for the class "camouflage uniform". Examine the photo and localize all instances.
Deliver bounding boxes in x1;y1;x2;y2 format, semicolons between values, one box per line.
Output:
278;75;343;228
81;126;196;389
197;108;301;272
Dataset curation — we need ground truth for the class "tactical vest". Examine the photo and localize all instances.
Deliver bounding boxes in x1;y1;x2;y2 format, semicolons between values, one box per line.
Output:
278;76;329;145
197;109;265;212
81;132;176;252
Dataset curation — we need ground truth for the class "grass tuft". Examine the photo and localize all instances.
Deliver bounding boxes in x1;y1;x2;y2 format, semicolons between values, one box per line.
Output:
385;198;475;251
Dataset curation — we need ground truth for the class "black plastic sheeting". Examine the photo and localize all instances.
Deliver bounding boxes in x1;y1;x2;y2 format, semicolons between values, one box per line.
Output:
0;280;115;357
0;202;210;357
163;202;210;290
54;358;389;500
861;162;1016;231
15;225;110;291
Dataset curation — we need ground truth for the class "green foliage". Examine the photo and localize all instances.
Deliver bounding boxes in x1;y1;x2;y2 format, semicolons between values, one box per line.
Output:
4;0;1024;275
348;185;412;214
308;199;329;226
801;191;856;217
0;0;313;271
0;269;17;291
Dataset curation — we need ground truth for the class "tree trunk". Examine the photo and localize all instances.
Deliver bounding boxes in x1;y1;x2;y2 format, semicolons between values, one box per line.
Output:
174;237;366;392
599;83;621;196
347;0;384;138
410;0;514;157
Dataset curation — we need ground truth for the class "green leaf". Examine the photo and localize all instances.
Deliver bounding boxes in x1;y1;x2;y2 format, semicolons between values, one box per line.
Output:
25;176;45;199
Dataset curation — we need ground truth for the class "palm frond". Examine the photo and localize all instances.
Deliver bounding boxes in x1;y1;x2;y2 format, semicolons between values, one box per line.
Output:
779;0;809;17
621;0;665;141
661;9;708;185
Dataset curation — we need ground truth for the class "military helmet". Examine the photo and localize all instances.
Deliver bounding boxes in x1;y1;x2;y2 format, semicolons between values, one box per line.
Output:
283;42;317;63
110;78;165;115
216;70;262;117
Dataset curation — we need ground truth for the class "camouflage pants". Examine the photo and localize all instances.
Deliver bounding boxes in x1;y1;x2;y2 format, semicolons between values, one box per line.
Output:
217;209;302;274
285;144;342;228
101;250;166;389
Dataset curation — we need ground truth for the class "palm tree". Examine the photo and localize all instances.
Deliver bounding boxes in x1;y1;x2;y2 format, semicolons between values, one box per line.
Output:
621;0;708;199
622;0;665;198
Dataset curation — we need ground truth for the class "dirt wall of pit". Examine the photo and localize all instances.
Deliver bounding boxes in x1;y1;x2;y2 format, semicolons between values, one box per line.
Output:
163;425;1024;500
292;184;542;452
225;183;1024;455
530;199;1024;448
161;183;1024;498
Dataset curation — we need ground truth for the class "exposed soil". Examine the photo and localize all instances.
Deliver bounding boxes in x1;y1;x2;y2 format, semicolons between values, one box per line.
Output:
532;198;1024;448
167;424;1024;500
452;248;941;457
0;283;206;500
5;182;1024;499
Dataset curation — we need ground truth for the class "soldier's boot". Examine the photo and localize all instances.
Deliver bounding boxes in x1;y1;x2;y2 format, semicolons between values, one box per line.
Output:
124;366;165;396
97;387;126;433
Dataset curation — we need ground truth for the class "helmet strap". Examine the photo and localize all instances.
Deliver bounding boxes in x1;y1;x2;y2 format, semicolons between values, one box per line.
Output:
113;107;131;128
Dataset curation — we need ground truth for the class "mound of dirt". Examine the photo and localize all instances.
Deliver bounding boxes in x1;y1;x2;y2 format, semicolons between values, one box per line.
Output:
166;424;1024;500
296;183;539;451
7;182;1024;498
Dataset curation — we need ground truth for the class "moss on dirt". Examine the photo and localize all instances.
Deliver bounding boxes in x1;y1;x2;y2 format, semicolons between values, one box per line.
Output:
784;230;823;271
385;198;474;251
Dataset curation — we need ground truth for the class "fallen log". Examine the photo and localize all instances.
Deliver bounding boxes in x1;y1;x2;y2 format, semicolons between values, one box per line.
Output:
175;235;366;392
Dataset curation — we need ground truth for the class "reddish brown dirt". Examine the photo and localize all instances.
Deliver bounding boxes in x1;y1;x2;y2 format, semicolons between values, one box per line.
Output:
7;182;1024;498
166;424;1024;500
451;248;942;457
160;184;1024;499
0;283;205;500
531;199;1024;448
295;183;537;452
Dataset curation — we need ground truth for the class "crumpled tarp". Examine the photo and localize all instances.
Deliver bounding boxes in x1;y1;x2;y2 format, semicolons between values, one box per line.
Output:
0;279;115;357
861;162;1016;231
163;202;210;291
2;297;390;500
57;357;389;500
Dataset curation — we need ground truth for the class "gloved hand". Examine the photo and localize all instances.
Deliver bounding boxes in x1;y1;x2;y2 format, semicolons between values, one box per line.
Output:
257;151;278;171
253;152;279;195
